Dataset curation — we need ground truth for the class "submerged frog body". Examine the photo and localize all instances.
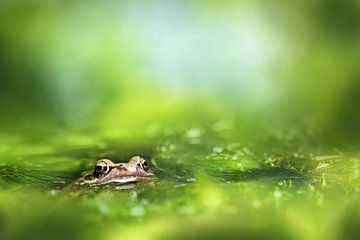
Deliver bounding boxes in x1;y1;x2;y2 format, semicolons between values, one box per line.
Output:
75;156;154;186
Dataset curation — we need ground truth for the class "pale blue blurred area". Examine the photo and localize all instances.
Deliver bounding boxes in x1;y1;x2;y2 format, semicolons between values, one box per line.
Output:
37;1;283;101
0;0;359;138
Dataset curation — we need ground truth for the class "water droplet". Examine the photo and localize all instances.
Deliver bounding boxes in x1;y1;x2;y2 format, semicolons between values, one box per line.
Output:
129;206;145;217
98;202;110;215
274;190;282;199
178;206;196;215
213;146;223;153
185;128;202;138
316;163;329;170
252;200;262;208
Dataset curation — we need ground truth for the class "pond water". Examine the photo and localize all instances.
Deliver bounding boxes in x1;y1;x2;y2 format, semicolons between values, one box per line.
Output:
1;124;359;240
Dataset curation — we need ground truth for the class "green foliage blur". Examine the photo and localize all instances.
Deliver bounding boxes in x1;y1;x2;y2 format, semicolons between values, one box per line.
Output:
0;0;360;240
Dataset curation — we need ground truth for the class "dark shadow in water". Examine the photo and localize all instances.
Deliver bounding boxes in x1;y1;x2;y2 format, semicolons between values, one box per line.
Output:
208;167;313;186
0;165;79;189
339;201;360;240
152;161;313;188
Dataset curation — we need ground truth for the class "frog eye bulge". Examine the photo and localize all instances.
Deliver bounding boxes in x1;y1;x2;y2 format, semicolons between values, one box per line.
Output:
139;160;149;171
94;163;110;177
95;165;107;172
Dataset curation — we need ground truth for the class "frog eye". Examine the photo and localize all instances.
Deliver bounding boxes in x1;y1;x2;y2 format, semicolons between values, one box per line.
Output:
95;165;106;172
139;160;149;171
94;163;110;176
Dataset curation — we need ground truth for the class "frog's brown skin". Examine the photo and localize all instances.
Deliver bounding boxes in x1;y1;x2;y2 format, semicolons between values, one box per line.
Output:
74;156;154;186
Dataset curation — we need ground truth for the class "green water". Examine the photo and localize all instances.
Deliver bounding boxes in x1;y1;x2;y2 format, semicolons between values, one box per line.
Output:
1;121;359;240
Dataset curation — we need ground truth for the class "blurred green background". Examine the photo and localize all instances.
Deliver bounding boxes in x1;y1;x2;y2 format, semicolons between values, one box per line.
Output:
0;0;360;240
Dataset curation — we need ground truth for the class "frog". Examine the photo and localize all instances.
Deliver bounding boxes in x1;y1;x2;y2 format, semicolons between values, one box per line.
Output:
74;156;154;186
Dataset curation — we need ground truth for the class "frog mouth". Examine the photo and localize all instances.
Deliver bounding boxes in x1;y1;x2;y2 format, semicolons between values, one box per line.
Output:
101;176;139;184
98;174;155;185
